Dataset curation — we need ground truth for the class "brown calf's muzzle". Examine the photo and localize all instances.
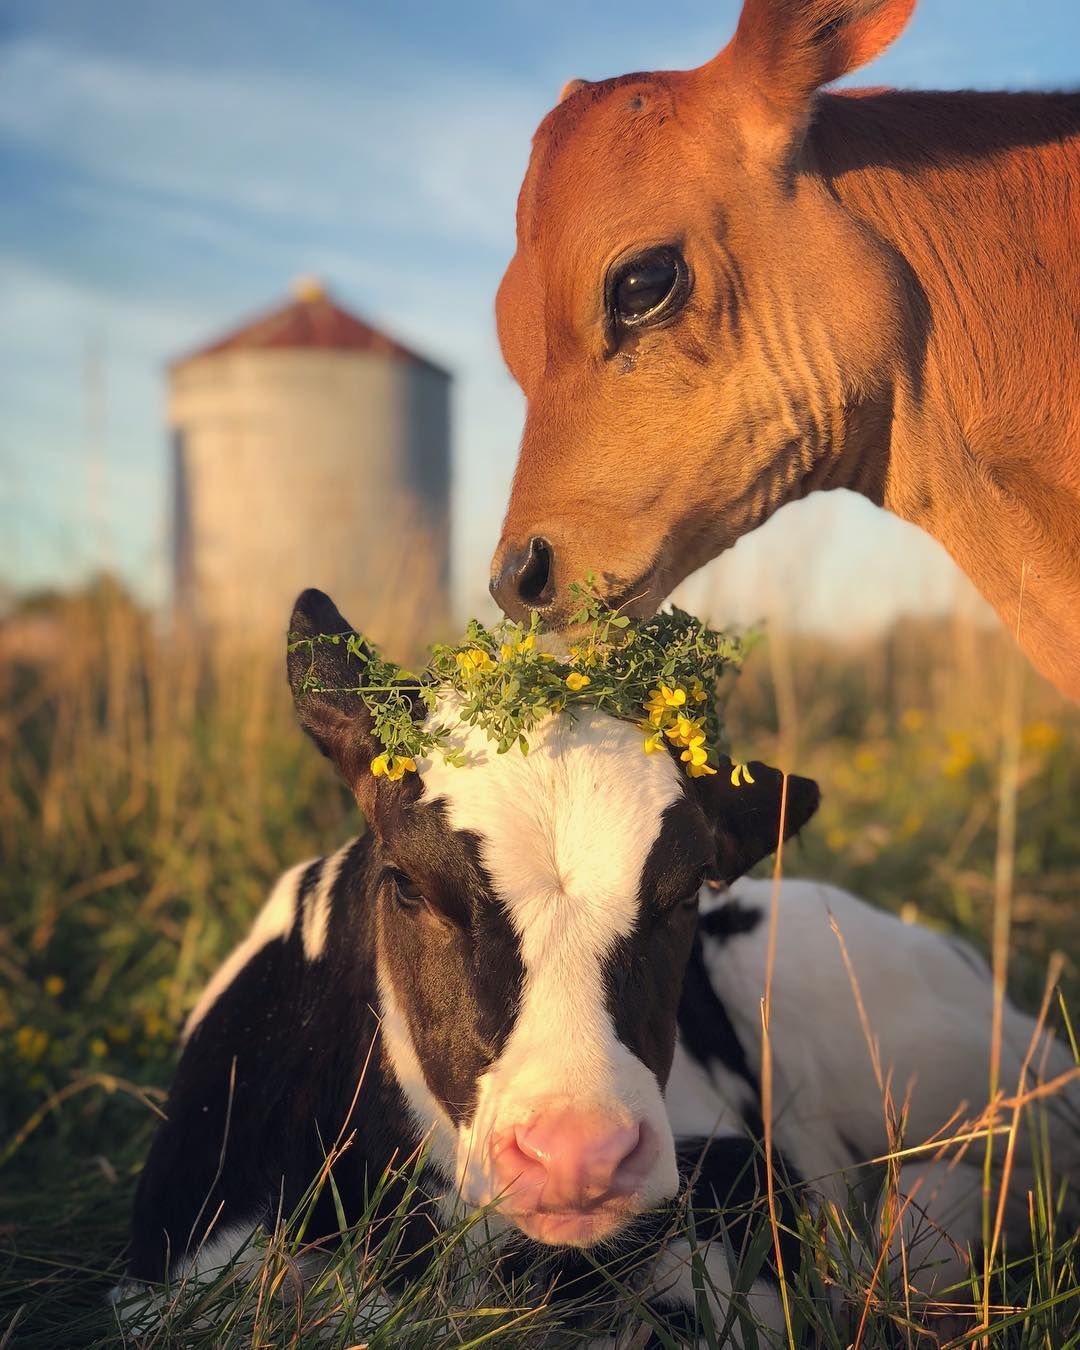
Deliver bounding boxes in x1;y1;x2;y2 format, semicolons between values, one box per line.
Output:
489;534;556;622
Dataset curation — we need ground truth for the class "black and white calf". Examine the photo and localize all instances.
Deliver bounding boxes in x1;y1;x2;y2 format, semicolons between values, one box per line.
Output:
671;881;1080;1299
118;589;819;1338
118;590;1079;1339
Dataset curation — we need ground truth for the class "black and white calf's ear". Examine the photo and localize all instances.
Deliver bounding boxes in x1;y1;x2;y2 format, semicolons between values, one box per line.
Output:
286;588;417;818
694;759;820;884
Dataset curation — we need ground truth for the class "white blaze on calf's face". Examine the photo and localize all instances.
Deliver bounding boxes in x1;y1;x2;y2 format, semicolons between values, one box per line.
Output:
382;699;686;1233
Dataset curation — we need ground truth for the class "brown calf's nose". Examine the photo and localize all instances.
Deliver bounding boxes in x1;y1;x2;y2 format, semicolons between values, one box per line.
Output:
490;536;555;620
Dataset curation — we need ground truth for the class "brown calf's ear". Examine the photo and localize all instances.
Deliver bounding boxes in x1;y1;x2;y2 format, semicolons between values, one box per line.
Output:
720;0;915;134
286;588;413;821
693;758;820;885
558;77;590;104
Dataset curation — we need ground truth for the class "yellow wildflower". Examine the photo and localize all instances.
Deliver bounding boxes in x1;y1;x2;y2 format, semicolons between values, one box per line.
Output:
651;684;686;711
664;715;703;748
940;732;974;780
688;676;709;705
44;975;65;998
643;684;687;729
729;762;756;788
499;633;536;661
679;733;711;771
639;722;665;754
372;753;417;781
687;761;718;778
1022;720;1062;754
456;648;497;676
15;1026;49;1064
565;671;590;691
89;1036;108;1058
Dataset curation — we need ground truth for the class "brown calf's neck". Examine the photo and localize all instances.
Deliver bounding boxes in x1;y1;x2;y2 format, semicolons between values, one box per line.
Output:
810;89;1080;696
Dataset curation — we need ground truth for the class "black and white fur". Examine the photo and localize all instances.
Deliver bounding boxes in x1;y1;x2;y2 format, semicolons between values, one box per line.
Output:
116;589;819;1343
116;590;1078;1341
670;880;1079;1300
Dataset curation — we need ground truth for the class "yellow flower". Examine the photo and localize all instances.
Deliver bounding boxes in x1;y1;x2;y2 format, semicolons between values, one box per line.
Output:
639;722;665;754
940;732;974;780
89;1036;108;1058
729;762;756;788
678;733;707;766
900;708;925;733
15;1026;50;1064
643;684;689;730
456;648;497;676
1022;720;1062;754
44;975;65;998
142;1009;169;1040
688;676;709;705
652;684;686;710
499;633;536;661
372;753;417;781
687;760;718;778
565;671;590;691
664;715;704;748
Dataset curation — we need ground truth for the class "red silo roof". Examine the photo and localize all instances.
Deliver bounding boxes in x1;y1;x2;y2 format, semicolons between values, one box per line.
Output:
171;278;449;375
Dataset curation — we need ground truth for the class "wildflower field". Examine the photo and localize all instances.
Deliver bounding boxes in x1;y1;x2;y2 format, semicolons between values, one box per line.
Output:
1;581;1078;1347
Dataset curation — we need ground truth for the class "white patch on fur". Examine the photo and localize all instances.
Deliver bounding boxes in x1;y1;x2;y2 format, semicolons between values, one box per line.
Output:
645;1235;787;1347
664;1037;747;1141
302;838;353;961
410;696;684;1214
694;877;1080;1251
182;859;314;1041
109;1222;257;1329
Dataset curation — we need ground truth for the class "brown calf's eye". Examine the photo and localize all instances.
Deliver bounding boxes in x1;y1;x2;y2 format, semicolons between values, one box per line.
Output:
609;246;690;331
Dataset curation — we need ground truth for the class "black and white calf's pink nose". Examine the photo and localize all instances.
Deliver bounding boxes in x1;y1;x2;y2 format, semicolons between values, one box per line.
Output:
490;1107;660;1246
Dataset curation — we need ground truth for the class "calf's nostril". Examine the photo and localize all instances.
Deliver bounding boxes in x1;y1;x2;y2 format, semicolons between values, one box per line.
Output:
514;536;553;606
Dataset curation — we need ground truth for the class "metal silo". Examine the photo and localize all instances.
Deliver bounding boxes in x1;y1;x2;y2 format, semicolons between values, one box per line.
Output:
169;279;451;654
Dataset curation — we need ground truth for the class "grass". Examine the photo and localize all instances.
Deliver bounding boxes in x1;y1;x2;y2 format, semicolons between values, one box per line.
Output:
1;579;1078;1346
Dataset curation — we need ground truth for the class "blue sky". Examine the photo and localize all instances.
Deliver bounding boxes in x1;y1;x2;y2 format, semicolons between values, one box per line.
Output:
2;0;1078;629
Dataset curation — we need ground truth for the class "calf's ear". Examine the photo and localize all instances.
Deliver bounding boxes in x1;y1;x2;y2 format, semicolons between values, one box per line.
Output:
286;588;416;820
693;759;820;884
714;0;915;144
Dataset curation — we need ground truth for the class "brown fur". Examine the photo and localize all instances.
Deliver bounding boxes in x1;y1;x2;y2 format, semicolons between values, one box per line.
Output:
492;0;1080;698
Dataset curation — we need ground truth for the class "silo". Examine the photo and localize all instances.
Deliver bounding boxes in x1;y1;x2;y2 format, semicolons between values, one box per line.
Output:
169;279;451;654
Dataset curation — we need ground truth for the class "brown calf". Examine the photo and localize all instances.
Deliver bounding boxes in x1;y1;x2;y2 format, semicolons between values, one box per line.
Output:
490;0;1080;698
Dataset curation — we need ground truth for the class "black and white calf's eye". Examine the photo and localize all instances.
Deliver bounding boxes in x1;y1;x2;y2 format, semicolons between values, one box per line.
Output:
384;867;424;909
608;246;691;332
675;868;708;912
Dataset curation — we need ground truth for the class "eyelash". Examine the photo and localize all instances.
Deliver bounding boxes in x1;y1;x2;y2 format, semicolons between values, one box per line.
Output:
384;867;424;908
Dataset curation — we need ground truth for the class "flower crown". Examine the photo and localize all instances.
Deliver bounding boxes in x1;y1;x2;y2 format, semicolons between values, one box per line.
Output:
289;577;745;782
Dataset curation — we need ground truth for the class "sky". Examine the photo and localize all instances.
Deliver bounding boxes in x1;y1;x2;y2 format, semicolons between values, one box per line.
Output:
2;0;1078;631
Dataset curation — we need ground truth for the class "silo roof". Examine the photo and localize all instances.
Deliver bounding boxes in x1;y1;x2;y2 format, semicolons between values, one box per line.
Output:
171;278;449;376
